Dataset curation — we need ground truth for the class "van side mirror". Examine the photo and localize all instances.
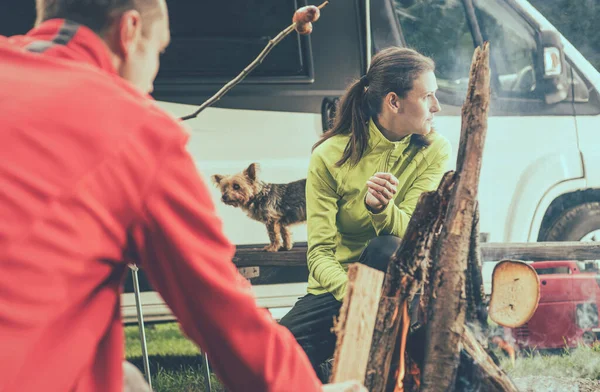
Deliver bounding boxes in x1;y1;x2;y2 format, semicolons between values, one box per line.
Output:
539;30;568;104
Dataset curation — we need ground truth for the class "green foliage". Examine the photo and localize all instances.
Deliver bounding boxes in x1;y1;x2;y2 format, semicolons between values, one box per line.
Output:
394;0;600;77
529;0;600;71
395;0;474;89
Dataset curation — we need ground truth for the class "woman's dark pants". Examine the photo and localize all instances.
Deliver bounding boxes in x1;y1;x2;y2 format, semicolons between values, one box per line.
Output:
279;235;402;383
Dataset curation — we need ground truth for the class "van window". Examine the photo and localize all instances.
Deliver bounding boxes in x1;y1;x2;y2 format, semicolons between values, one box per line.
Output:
156;0;313;82
473;0;539;98
394;0;474;96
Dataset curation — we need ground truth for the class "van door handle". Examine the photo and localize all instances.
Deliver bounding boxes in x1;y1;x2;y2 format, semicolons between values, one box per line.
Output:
321;97;339;133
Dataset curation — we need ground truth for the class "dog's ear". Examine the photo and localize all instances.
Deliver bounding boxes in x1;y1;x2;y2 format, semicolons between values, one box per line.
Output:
244;163;259;181
211;174;224;186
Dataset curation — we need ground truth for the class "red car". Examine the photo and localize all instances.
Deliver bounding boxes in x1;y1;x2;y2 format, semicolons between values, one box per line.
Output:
506;260;600;349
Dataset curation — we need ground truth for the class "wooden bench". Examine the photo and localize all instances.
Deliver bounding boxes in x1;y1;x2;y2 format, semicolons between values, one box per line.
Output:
232;241;600;266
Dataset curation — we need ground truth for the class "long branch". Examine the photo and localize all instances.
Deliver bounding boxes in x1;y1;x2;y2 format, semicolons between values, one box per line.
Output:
180;1;329;121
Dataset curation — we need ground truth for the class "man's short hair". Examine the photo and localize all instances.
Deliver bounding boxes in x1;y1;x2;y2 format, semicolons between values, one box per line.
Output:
36;0;161;36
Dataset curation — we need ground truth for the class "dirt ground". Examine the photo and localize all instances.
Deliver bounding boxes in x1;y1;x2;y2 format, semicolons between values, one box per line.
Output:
513;376;600;392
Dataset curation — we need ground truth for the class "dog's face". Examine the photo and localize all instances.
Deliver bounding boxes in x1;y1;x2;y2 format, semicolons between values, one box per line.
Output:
211;163;260;207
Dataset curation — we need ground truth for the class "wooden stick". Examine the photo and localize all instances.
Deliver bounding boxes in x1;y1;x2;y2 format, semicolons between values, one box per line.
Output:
330;264;384;384
180;1;329;121
420;42;491;392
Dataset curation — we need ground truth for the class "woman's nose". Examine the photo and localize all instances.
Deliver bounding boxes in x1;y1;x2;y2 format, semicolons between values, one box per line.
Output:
431;96;442;113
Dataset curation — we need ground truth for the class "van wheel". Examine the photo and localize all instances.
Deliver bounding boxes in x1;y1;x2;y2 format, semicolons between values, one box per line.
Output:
542;202;600;241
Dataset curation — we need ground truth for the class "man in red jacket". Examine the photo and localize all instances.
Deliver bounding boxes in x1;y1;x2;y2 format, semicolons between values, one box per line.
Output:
0;1;366;391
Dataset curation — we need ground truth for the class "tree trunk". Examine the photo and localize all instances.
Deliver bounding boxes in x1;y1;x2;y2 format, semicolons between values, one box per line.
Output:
420;43;491;392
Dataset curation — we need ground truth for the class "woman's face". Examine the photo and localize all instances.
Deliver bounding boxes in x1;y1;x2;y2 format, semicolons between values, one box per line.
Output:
387;70;442;138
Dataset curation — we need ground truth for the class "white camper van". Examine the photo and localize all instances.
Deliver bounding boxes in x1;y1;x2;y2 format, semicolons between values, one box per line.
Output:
3;0;600;322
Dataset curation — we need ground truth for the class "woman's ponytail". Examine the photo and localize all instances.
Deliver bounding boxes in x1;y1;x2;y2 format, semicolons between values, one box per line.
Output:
313;77;371;167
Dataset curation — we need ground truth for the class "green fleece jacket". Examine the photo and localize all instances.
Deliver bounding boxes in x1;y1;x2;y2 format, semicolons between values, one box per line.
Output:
306;119;451;301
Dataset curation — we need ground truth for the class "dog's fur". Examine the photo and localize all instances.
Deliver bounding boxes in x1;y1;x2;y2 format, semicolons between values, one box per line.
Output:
211;163;307;252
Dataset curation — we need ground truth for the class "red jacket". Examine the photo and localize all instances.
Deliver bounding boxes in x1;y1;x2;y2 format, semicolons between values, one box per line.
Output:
0;19;321;392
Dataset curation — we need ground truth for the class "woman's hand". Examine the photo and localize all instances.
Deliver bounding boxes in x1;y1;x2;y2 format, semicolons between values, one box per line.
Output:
365;172;398;214
322;380;368;392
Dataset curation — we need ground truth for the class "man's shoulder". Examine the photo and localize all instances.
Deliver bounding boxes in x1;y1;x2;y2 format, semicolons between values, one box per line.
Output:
67;68;186;145
76;74;186;148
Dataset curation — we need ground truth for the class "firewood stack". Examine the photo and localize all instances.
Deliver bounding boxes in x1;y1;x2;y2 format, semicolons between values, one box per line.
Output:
330;43;521;392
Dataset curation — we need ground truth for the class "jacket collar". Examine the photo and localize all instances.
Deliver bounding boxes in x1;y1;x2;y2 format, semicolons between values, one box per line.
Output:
367;118;412;154
25;19;118;76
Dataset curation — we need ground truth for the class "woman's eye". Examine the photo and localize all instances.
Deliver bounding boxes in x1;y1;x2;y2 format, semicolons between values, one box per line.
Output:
232;184;240;190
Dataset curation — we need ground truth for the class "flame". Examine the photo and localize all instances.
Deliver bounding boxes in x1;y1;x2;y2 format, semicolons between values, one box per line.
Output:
492;336;516;366
409;362;421;389
393;301;410;392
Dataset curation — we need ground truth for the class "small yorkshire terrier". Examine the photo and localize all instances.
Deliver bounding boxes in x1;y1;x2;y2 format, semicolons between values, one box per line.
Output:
211;163;307;252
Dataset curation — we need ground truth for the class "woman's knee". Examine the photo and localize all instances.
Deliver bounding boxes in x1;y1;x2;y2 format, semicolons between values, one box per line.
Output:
360;235;402;272
367;235;402;251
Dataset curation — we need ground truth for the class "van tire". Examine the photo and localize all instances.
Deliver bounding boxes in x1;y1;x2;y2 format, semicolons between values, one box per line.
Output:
542;202;600;241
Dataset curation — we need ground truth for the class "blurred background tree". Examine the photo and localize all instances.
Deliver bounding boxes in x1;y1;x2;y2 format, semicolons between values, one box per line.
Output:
393;0;600;74
524;0;600;71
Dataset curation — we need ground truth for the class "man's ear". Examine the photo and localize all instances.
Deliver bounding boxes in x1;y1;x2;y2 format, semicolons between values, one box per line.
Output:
115;9;143;58
211;174;223;186
244;163;259;181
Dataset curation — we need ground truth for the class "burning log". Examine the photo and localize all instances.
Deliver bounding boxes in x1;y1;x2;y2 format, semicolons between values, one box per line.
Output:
389;206;520;392
419;42;491;392
466;203;488;331
363;172;456;391
458;328;519;392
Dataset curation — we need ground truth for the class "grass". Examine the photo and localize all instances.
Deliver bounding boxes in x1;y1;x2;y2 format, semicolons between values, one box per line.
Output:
125;322;224;392
501;343;600;380
126;322;600;391
125;322;200;358
149;366;225;392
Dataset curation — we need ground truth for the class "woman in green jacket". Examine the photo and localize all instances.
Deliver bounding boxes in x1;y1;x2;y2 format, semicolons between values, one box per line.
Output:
279;47;452;381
